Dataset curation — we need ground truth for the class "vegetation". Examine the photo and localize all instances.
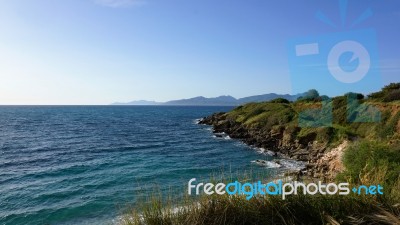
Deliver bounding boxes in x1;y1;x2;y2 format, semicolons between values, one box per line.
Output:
224;84;400;146
268;98;290;104
368;83;400;102
120;171;400;225
339;141;400;199
120;84;400;225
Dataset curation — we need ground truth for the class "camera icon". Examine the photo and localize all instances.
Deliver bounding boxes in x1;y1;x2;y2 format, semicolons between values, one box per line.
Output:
287;29;382;127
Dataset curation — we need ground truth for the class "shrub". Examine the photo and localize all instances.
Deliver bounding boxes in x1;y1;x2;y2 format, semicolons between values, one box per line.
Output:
384;89;400;102
341;141;400;186
377;112;400;138
345;92;365;100
297;89;320;102
332;96;347;125
368;82;400;102
268;98;290;104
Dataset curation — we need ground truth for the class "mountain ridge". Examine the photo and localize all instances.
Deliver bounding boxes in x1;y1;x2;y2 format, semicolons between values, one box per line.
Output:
112;92;306;106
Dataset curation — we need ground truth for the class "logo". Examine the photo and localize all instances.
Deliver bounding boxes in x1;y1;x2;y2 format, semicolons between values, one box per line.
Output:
287;0;381;127
188;178;383;200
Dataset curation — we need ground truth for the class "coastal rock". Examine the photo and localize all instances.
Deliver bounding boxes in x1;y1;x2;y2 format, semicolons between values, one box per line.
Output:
199;112;346;180
310;141;348;181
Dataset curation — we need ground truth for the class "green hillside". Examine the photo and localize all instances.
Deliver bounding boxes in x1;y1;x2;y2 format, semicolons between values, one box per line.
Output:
120;83;400;225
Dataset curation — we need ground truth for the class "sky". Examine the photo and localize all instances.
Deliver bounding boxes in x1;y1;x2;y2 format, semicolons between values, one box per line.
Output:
0;0;399;105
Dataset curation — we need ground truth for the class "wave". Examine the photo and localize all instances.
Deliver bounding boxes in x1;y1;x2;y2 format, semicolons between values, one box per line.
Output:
251;158;306;171
251;160;281;168
255;148;276;156
213;132;231;139
194;118;202;124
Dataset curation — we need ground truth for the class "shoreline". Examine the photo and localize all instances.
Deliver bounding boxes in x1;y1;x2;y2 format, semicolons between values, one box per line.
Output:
198;112;344;181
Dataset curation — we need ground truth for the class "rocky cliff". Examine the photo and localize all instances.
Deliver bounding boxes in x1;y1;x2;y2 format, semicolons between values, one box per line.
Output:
199;111;332;180
199;96;400;181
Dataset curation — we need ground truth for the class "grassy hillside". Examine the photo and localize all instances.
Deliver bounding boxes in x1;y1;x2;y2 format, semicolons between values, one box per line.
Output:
120;84;400;225
226;87;400;146
222;83;400;190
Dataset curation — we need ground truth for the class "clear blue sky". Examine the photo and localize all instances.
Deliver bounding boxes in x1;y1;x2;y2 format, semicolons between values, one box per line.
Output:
0;0;399;104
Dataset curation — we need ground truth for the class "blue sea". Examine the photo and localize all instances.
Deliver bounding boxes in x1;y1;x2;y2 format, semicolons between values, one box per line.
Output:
0;106;280;225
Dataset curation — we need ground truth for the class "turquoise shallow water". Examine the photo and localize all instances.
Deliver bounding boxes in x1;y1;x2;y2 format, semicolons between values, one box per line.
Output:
0;106;276;225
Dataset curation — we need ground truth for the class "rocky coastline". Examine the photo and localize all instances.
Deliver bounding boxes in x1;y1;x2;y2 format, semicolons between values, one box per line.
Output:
198;112;345;181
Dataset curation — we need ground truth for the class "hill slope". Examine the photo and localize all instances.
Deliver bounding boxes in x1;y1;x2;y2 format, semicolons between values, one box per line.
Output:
199;83;400;180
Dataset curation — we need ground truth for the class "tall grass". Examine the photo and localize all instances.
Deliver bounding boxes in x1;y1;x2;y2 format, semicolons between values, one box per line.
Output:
119;168;400;225
120;189;399;225
118;140;400;224
339;140;400;202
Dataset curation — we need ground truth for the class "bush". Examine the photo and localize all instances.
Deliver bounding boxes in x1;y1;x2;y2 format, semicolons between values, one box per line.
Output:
297;89;320;102
268;98;290;104
384;89;400;102
345;92;365;100
341;141;400;186
368;82;400;102
377;111;400;138
332;96;347;125
383;83;400;91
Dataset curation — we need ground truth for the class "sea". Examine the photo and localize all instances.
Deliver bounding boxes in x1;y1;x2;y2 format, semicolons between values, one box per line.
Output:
0;106;300;225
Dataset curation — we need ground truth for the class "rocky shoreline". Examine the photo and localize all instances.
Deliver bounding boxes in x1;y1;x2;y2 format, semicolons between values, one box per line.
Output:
198;112;345;181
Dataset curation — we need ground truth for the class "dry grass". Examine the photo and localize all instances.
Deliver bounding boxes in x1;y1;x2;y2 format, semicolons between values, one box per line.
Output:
120;193;399;225
119;171;400;225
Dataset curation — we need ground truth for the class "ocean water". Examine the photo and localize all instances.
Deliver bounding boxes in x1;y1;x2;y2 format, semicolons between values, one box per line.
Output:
0;106;278;225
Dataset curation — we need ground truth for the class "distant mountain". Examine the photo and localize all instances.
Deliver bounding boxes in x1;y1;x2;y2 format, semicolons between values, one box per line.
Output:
111;100;160;105
112;92;306;106
164;95;237;106
237;93;304;104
